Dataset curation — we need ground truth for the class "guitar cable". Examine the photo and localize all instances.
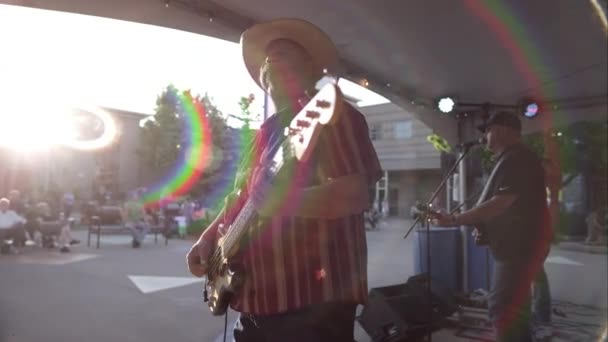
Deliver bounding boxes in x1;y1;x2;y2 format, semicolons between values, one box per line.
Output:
203;278;208;302
223;311;228;342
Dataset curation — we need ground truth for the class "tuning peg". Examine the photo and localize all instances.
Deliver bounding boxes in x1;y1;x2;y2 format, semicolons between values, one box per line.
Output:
284;127;300;136
296;120;311;128
306;110;320;119
316;100;330;108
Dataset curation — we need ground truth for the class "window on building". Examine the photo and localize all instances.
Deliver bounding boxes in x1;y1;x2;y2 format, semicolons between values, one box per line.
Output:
370;123;383;140
394;120;412;139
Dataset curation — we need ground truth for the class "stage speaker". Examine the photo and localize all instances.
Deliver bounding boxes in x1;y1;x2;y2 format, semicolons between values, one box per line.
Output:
357;274;456;342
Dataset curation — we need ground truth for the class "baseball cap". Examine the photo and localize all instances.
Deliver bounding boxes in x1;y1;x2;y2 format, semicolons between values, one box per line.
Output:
477;111;522;133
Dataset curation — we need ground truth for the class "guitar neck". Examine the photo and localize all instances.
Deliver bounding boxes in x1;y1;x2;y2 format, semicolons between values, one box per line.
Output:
214;82;341;261
219;142;287;257
220;198;256;257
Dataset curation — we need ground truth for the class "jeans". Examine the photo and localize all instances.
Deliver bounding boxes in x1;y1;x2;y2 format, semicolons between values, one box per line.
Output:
126;222;149;244
233;302;357;342
489;260;534;342
532;266;551;324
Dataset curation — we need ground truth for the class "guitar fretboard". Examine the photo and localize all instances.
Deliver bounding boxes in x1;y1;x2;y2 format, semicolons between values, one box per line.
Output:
216;141;287;261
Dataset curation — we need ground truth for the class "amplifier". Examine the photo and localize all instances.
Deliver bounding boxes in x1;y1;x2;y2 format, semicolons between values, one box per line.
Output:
357;274;456;342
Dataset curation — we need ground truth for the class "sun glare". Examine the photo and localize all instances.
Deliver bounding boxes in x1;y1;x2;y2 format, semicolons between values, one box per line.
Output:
0;101;71;152
0;98;117;153
64;105;118;151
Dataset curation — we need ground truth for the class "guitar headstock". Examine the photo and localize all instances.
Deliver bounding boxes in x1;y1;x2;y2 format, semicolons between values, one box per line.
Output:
284;83;343;162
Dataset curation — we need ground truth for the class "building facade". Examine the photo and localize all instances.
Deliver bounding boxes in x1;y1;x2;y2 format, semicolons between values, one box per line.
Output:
360;103;443;217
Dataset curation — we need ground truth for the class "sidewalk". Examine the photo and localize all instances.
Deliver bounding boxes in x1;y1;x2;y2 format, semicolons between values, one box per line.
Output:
557;241;608;254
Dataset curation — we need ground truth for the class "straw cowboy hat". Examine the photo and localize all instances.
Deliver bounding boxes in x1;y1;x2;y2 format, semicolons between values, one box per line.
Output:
240;18;339;88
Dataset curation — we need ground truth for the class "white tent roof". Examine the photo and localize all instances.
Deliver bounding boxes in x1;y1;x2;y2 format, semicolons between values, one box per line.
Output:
3;0;606;143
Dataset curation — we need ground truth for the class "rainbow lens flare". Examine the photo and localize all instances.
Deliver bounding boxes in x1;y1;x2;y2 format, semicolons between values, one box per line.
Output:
140;89;211;206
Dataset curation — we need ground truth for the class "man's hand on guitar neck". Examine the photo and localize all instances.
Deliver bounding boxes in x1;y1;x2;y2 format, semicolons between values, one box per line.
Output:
187;234;214;278
186;207;226;278
431;211;458;227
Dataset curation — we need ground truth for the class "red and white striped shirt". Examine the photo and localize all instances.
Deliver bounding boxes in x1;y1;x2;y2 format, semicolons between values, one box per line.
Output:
217;102;381;315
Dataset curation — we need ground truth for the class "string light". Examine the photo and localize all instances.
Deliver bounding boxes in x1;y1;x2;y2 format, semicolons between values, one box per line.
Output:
523;102;539;118
165;0;169;8
438;97;455;113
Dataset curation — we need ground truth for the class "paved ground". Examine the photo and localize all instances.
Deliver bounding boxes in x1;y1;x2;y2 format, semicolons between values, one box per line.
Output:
1;219;606;342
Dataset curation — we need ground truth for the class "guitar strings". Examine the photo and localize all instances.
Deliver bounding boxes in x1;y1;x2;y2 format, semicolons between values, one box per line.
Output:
205;95;325;278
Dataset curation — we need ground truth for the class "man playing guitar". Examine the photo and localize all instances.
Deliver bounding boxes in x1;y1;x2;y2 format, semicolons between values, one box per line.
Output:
186;18;381;342
433;111;552;342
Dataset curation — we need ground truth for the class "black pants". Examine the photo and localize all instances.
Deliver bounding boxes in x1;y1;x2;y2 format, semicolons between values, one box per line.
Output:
234;302;357;342
0;223;27;246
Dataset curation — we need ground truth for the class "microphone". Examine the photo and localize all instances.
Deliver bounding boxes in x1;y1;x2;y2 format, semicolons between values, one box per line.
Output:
458;137;487;149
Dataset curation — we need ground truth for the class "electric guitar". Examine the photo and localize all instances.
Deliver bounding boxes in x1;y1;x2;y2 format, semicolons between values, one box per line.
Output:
203;83;344;316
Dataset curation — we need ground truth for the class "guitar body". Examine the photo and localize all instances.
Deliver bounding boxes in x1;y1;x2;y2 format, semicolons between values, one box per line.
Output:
207;254;246;316
205;83;343;316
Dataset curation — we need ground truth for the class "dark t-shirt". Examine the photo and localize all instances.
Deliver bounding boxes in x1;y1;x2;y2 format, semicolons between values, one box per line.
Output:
484;143;549;261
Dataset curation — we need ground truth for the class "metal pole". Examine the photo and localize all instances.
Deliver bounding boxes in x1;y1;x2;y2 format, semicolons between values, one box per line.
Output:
384;170;389;216
425;210;433;342
458;152;468;292
263;92;269;121
446;174;452;213
375;180;380;212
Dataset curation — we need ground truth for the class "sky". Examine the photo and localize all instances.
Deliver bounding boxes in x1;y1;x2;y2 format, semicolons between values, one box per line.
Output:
0;4;388;128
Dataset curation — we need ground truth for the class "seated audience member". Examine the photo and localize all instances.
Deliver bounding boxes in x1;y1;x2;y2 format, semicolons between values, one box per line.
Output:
0;198;27;253
62;191;75;218
121;191;150;248
31;202;79;252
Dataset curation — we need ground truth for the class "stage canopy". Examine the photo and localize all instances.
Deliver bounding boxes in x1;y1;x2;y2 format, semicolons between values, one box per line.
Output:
2;0;606;143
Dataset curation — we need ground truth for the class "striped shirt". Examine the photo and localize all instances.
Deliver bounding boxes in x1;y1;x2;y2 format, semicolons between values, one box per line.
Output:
221;102;381;315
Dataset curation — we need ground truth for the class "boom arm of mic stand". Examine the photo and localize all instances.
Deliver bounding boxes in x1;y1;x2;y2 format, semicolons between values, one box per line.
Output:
403;146;474;239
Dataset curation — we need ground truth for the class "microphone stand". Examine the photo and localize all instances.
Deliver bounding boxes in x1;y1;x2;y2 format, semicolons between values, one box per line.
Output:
403;144;476;342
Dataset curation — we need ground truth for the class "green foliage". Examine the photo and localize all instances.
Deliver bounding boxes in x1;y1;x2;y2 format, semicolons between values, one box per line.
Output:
237;93;257;143
138;85;229;194
523;121;607;175
139;85;181;170
186;212;216;236
238;94;258;124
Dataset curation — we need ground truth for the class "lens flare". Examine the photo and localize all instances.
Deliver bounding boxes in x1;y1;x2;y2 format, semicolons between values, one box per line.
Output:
140;89;212;207
590;0;608;34
61;105;118;150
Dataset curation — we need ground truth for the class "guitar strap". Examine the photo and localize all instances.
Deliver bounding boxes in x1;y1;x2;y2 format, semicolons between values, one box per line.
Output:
475;147;516;206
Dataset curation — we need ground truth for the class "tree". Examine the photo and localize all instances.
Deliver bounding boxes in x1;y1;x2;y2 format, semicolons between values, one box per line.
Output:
190;94;258;200
139;85;182;173
138;85;230;200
